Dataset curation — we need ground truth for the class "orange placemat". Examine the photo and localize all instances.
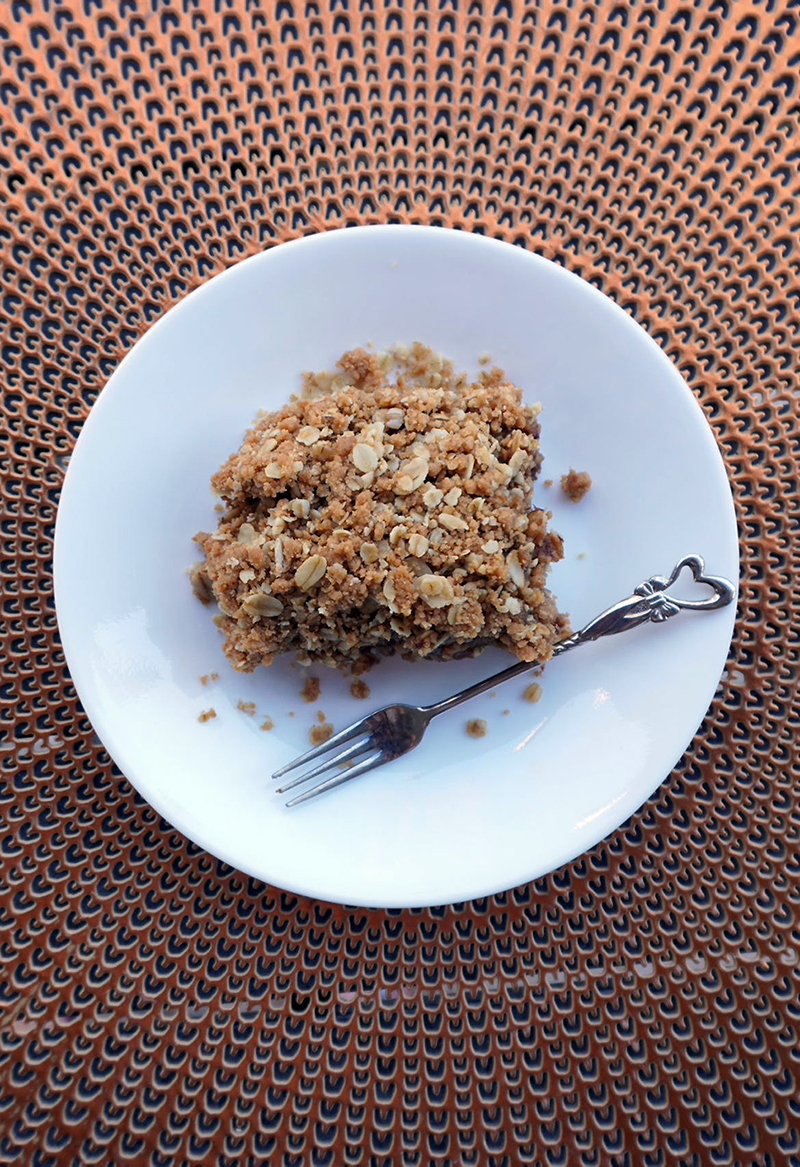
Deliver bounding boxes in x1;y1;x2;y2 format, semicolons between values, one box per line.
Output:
2;2;799;1164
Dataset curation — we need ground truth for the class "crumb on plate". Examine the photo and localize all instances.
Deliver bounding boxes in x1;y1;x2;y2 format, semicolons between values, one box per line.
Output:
523;682;542;703
310;722;333;745
198;708;217;723
237;699;257;716
350;679;371;700
561;468;592;503
317;710;327;723
301;676;321;703
466;718;488;739
260;716;274;731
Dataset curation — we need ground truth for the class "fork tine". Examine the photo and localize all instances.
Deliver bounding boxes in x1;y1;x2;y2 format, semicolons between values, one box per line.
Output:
271;716;372;780
275;737;373;794
285;750;385;807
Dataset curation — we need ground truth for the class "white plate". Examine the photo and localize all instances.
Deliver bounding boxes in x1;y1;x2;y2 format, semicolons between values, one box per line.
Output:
54;226;738;908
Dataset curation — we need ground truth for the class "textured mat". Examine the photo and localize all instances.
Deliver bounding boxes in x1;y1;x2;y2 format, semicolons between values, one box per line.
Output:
1;1;799;1164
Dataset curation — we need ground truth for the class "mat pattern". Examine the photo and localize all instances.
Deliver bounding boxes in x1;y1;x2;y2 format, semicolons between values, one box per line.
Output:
2;1;799;1164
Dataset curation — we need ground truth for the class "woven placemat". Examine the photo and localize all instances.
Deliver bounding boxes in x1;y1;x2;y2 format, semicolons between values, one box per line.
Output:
2;2;799;1164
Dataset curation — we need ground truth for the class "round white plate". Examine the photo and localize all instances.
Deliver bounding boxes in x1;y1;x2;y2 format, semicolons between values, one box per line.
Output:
55;226;738;908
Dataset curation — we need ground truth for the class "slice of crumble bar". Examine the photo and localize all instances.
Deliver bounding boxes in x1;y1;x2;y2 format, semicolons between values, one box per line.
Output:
193;347;567;673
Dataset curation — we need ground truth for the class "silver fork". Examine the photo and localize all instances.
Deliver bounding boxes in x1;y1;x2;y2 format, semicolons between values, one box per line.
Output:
273;554;735;806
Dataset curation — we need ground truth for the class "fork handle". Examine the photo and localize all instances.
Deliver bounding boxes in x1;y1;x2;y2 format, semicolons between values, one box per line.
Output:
422;554;735;718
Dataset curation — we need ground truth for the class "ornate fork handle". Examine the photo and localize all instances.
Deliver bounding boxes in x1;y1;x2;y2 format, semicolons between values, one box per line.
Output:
554;554;735;655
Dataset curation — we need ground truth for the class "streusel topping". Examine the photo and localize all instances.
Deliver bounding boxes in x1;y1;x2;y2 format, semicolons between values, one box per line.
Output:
193;346;567;673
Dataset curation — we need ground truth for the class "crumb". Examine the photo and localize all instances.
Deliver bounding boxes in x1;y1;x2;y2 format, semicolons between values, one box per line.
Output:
260;716;274;731
215;503;224;513
478;352;492;366
577;552;587;560
198;708;217;723
489;691;497;699
390;261;399;269
523;682;542;703
338;760;355;770
350;679;371;700
190;564;214;604
199;673;219;686
502;709;510;716
466;718;488;739
561;469;592;503
237;699;257;716
310;723;333;745
301;676;321;703
288;711;295;718
317;710;327;723
543;479;553;488
196;344;567;673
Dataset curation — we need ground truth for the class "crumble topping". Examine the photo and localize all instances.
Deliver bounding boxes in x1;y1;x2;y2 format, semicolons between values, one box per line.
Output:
193;346;567;673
